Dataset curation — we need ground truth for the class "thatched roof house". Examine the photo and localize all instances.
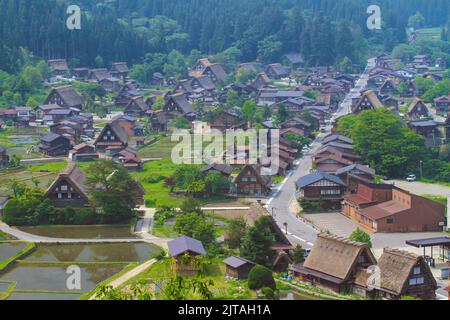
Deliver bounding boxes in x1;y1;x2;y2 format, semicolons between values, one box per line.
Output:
377;248;437;300
290;234;376;294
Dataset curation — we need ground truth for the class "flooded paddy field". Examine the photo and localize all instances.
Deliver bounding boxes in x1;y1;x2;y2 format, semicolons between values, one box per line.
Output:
0;242;162;300
18;225;138;239
0;242;27;262
24;243;161;263
0;263;126;292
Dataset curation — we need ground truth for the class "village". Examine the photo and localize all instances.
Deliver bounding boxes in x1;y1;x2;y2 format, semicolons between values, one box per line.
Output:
0;33;450;301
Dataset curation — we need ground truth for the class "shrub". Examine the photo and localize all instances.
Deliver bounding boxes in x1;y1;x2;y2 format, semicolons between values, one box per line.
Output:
146;174;166;184
248;265;276;290
298;198;340;213
261;287;277;300
153;206;177;226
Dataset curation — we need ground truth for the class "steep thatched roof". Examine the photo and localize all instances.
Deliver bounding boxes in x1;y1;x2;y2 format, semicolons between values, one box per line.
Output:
303;234;376;281
50;86;83;108
378;248;437;295
46;163;88;200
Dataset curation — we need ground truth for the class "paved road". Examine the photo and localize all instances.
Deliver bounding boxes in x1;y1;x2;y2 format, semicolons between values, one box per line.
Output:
266;58;376;248
386;180;450;197
0;221;170;248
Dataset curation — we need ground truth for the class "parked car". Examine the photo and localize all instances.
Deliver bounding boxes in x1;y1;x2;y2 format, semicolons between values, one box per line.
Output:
406;174;416;182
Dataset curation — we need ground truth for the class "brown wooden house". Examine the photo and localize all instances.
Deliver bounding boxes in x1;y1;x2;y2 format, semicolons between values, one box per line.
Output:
234;165;272;197
45;163;89;208
168;236;207;277
124;96;150;118
209;107;246;132
314;154;353;174
94;122;129;153
264;63;291;79
336;164;376;193
44;86;84;110
376;248;437;300
69;143;98;162
352;90;383;114
434;96;450;114
47;59;69;76
201;63;227;83
163;93;195;119
223;256;256;279
296;172;347;202
289;234;377;295
407;98;429;119
39;133;71;156
110;62;129;79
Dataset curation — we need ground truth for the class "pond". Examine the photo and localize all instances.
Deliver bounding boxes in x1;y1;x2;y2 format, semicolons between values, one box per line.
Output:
24;243;161;263
0;264;126;292
279;291;323;301
0;243;27;262
18;225;138;239
7;292;82;301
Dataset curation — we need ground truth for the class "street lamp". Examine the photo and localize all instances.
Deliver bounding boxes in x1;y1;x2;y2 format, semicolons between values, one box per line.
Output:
271;207;277;218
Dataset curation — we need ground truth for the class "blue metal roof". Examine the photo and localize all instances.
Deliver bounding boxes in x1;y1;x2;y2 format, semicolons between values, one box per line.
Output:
296;172;347;189
168;236;207;257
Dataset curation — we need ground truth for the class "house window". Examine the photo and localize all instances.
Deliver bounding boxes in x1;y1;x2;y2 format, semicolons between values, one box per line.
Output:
386;218;394;224
413;267;421;275
409;277;424;286
61;185;68;191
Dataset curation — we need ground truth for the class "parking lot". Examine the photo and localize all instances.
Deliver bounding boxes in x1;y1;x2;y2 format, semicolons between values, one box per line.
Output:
304;212;446;257
387;180;450;198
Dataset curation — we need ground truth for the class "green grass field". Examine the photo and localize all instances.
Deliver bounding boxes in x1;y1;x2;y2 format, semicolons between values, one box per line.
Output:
138;136;180;159
415;28;441;41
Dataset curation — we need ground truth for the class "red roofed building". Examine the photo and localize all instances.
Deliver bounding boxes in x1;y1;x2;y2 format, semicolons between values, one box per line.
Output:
342;183;445;233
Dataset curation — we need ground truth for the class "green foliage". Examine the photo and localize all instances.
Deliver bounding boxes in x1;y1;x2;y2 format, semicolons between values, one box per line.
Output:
174;213;216;247
240;216;275;266
226;217;247;249
337;109;427;178
86;160;139;223
173;115;191;129
292;245;306;264
248;265;276;290
284;133;312;153
241;100;257;124
173;165;230;197
349;228;373;248
154;206;177;227
408;12;426;29
422;79;450;102
298;198;340;213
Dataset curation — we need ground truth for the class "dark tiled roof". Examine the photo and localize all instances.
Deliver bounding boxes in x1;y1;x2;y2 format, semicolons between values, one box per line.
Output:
168;236;207;257
296;172;347;188
335;164;376;176
40;133;63;143
223;256;255;268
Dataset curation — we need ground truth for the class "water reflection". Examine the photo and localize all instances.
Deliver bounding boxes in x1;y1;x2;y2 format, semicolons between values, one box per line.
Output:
25;243;160;262
0;243;27;262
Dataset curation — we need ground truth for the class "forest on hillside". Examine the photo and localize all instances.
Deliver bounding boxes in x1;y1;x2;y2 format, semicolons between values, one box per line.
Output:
0;0;449;72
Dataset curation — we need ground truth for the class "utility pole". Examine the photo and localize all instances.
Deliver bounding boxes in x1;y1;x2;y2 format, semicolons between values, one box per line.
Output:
419;160;423;179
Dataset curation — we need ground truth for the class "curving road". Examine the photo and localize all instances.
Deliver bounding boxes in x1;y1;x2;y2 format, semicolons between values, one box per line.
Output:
266;58;376;248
